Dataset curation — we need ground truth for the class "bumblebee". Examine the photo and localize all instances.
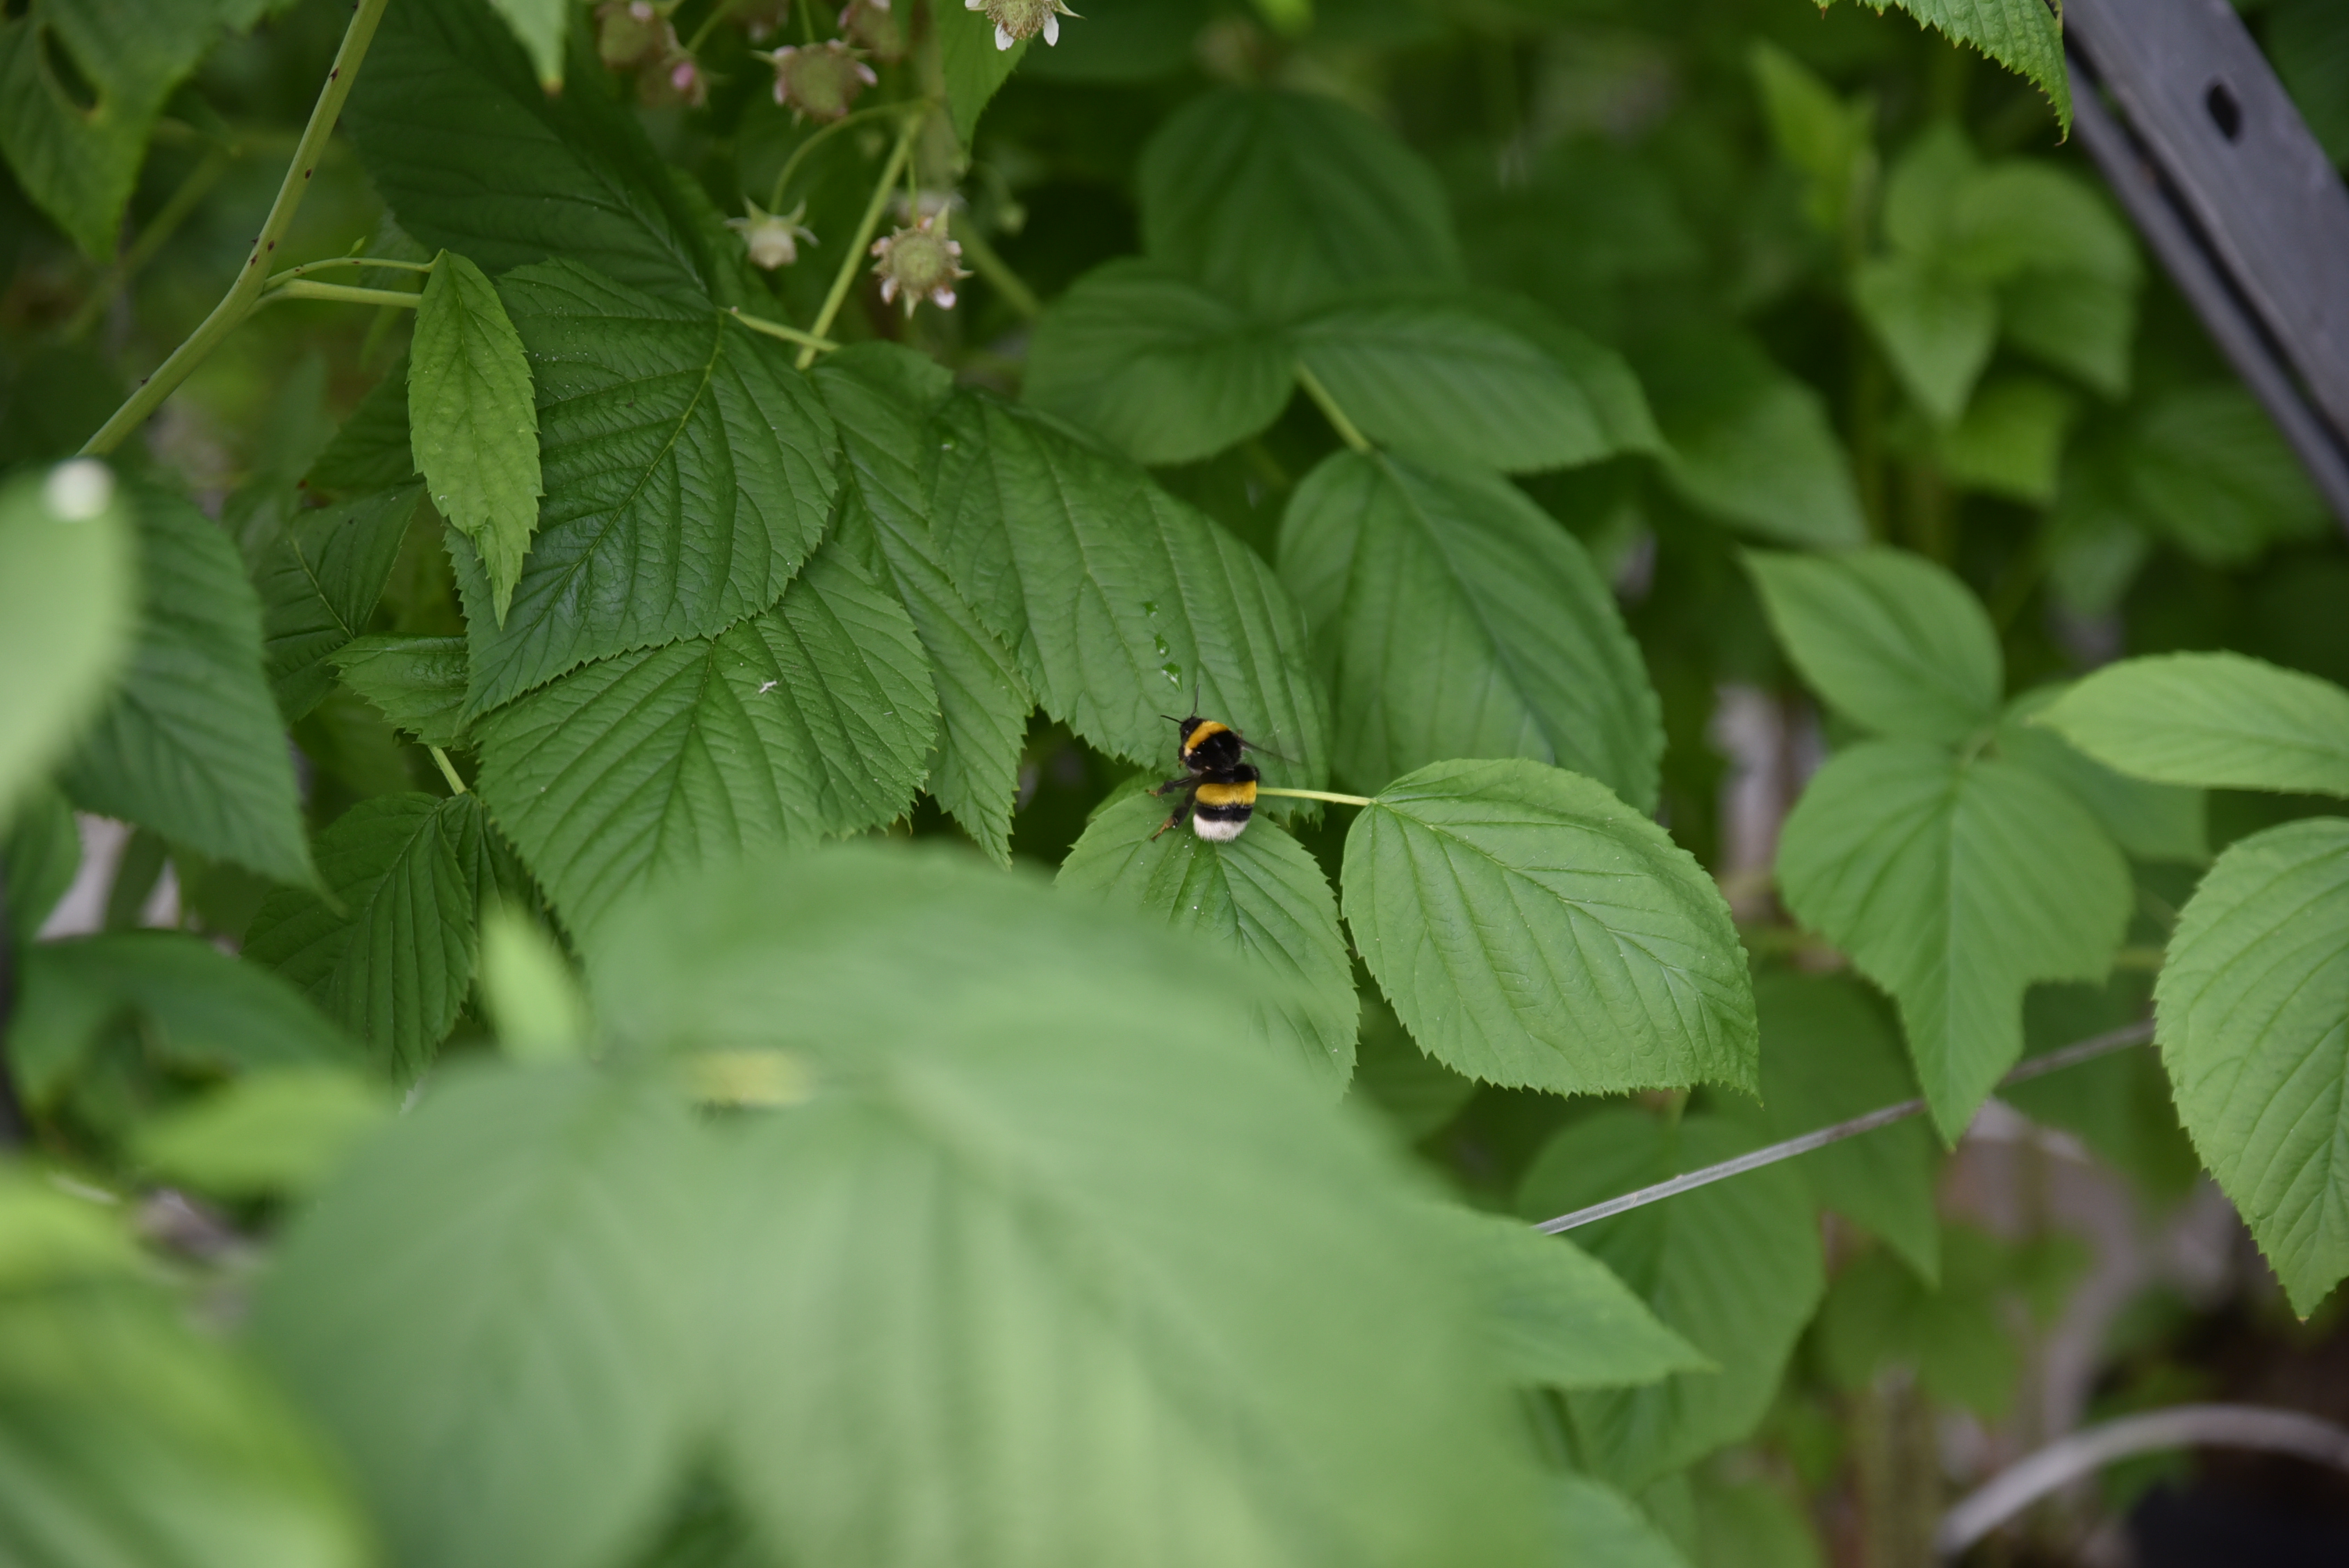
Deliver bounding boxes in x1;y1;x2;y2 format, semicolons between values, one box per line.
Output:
1150;711;1271;843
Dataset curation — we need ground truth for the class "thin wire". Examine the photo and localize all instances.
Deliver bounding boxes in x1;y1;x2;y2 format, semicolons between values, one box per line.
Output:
1531;1020;2155;1235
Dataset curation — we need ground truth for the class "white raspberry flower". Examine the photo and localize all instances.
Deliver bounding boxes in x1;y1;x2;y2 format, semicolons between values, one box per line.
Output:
964;0;1078;51
761;41;878;123
727;200;818;270
869;212;971;318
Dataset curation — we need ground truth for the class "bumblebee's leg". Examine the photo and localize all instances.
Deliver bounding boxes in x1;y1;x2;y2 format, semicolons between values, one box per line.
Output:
1150;792;1195;840
1150;775;1193;797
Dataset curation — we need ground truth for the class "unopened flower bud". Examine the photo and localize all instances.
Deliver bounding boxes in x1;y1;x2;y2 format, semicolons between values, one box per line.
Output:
763;41;879;122
727;201;818;270
838;0;907;61
597;0;674;69
964;0;1077;51
870;212;971;318
638;48;708;108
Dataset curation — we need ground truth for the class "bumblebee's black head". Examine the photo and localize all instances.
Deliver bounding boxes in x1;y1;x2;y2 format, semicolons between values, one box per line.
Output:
1174;715;1247;773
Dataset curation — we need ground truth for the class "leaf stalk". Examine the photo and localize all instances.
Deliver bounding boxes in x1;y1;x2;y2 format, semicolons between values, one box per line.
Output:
1295;365;1373;454
1257;786;1374;807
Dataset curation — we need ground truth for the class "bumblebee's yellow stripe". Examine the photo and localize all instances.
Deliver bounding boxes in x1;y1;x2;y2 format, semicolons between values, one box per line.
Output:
1194;779;1256;807
1182;721;1229;757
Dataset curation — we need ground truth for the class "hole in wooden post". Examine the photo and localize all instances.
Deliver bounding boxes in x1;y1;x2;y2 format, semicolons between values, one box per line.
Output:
2206;80;2244;141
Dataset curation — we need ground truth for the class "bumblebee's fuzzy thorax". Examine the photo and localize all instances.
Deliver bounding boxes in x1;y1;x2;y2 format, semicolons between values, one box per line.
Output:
1178;717;1245;773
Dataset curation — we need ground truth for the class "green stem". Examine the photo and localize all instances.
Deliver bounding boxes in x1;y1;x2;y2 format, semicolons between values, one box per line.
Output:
262;255;436;289
65;145;235;343
726;305;840;352
256;280;426;311
430;747;468;796
797;114;920;369
953;223;1040;319
683;0;740;54
1296;365;1372;454
80;0;394;457
766;102;908;211
1257;786;1372;807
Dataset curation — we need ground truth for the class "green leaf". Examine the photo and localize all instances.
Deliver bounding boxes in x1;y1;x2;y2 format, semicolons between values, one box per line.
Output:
476;902;587;1061
410;252;543;623
2001;270;2136;397
1815;1227;2023;1417
454;261;837;714
1777;743;2131;1139
1292;296;1656;473
254;1064;711;1568
2272;0;2349;166
2000;686;2205;862
1745;546;2001;745
1630;327;1867;549
132;1065;390;1199
1554;1474;1695;1568
306;359;422;497
1691;1478;1827;1568
2010;979;2200;1199
1137;87;1463;319
936;2;1028;144
0;462;134;826
1024;260;1296;465
0;1271;371;1568
584;844;1556;1568
2155;818;2349;1311
1937;376;2078;504
347;0;722;305
0;2;223;257
929;392;1331;799
244;793;520;1078
811;345;1032;864
2125;387;2328;565
1519;1109;1826;1488
1279;450;1663;807
61;486;312;886
1433;1208;1712;1391
1944;163;2136;285
1749;971;1942;1282
1058;790;1357;1088
9;932;358;1110
1750;41;1874;239
2034;651;2349;797
1344;759;1757;1096
255;485;422;722
473;540;936;939
484;0;567;88
1852;254;1997;424
2;786;79;942
1843;0;2069;133
333;635;470;749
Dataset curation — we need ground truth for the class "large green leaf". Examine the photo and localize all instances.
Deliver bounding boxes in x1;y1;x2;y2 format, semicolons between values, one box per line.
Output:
1137;87;1462;319
244;793;520;1078
2128;387;2329;564
1777;743;2131;1139
0;462;134;825
333;636;470;749
473;540;936;938
307;360;422;497
1748;971;1941;1282
0;1;226;258
1815;1227;2026;1417
454;262;837;714
1630;326;1867;549
929;392;1330;797
0;1259;370;1568
584;845;1555;1568
256;485;421;722
1746;546;2002;745
133;1066;390;1200
811;345;1032;864
1;786;78;943
936;1;1029;144
62;486;312;886
2034;652;2349;798
254;1065;711;1568
1058;790;1357;1088
1291;297;1656;474
9;932;359;1110
1554;1475;1696;1568
1024;260;1296;466
483;0;566;88
1433;1208;1711;1392
1999;686;2205;862
346;0;721;305
2155;818;2349;1312
1841;0;2069;133
410;253;542;622
1279;450;1662;807
1520;1109;1826;1489
1343;759;1756;1096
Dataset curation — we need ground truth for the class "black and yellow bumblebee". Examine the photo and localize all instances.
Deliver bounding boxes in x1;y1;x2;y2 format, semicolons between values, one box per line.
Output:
1150;712;1271;843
